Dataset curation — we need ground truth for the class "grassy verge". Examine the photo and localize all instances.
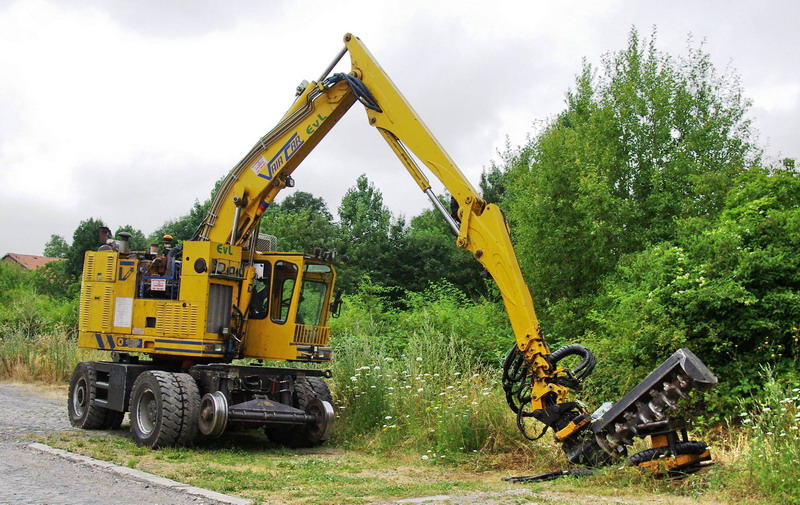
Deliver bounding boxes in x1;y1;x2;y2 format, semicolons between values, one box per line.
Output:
41;429;515;505
39;427;725;505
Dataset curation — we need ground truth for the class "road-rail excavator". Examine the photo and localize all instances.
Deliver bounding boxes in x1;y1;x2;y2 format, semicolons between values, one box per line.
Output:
69;33;716;472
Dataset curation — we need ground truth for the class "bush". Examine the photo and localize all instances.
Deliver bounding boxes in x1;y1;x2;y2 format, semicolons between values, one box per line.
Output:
0;262;82;382
331;280;513;367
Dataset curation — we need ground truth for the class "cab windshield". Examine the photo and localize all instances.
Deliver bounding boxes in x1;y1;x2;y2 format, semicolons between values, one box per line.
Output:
296;264;331;326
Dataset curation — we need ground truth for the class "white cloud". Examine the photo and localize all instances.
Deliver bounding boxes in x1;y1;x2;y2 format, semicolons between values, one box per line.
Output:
0;0;798;255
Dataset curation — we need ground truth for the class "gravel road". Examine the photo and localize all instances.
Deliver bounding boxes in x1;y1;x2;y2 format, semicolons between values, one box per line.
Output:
0;383;233;505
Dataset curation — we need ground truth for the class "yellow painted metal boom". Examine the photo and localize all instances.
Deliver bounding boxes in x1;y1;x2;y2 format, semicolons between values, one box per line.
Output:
195;33;564;408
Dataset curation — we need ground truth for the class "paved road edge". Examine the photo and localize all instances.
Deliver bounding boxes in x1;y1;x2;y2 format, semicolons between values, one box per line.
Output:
28;443;252;505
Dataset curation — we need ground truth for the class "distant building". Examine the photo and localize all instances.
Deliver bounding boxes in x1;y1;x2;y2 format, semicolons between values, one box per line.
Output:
1;253;63;271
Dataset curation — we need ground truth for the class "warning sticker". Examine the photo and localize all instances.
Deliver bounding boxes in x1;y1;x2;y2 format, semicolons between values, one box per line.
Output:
114;297;133;328
250;155;267;176
151;278;166;291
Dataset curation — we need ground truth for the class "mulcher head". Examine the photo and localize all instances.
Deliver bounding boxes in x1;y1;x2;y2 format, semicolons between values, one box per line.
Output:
591;348;717;453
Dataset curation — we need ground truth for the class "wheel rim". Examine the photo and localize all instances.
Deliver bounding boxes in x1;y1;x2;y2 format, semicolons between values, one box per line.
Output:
136;389;158;435
73;378;87;417
198;392;228;437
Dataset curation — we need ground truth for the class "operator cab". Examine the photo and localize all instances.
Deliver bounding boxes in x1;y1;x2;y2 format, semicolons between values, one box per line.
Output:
245;253;336;362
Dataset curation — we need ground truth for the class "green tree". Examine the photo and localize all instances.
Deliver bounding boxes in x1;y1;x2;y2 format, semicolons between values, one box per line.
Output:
503;28;758;340
336;174;392;292
260;203;338;254
338;174;391;244
398;200;486;296
279;191;333;220
33;260;76;299
43;234;69;258
65;218;106;279
585;166;800;410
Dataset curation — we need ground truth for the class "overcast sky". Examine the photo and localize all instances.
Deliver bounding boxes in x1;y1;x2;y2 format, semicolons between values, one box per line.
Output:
1;0;798;256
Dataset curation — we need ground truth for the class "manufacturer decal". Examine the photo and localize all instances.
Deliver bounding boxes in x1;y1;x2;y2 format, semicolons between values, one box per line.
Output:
305;113;328;135
118;261;135;281
256;132;305;181
216;244;235;256
116;337;143;348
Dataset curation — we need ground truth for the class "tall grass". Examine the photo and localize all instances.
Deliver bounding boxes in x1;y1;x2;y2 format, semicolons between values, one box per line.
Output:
330;281;513;365
0;326;101;383
329;329;561;468
720;368;800;503
0;262;86;382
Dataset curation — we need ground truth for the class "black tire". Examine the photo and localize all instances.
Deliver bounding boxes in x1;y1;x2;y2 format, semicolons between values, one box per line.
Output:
173;372;200;445
68;362;117;429
129;371;200;448
265;376;332;448
627;441;708;466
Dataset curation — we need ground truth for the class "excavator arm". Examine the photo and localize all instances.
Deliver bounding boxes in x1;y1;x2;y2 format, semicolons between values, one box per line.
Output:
197;33;561;406
194;34;716;469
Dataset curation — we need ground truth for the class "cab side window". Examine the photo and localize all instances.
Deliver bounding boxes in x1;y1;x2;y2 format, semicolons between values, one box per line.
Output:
270;261;298;324
248;261;271;320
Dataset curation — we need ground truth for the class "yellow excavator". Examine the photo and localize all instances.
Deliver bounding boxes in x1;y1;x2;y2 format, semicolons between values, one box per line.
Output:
69;33;716;471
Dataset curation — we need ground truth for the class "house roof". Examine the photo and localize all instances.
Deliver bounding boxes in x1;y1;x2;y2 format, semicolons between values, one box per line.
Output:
2;253;64;271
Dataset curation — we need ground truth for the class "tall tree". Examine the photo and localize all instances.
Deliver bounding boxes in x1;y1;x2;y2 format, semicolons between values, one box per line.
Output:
65;218;106;279
503;28;759;339
398;198;486;296
584;166;800;404
336;175;392;291
338;174;391;245
43;234;69;258
279;191;333;221
260;200;337;254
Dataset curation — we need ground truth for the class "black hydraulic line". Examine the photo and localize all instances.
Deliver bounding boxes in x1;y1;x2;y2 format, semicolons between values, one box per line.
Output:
548;344;596;381
516;406;548;441
326;73;382;112
502;345;529;414
503;469;595;483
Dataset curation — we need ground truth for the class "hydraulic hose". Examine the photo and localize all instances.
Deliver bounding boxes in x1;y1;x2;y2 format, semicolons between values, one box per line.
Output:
548;344;596;382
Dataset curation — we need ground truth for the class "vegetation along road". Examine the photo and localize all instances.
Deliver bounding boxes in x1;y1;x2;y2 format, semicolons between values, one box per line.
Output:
0;382;732;505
